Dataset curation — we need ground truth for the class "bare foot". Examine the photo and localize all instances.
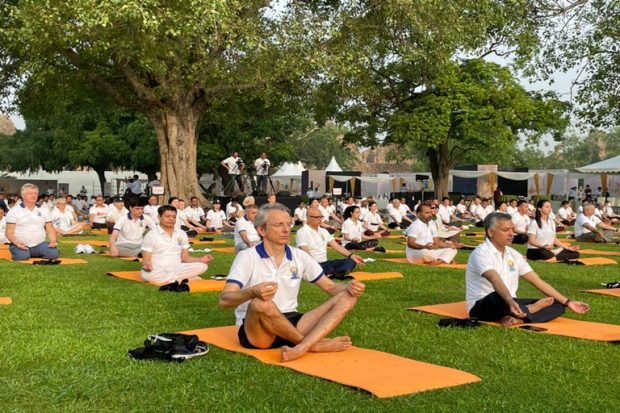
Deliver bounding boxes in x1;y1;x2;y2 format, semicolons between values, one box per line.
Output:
499;316;525;327
310;336;352;353
526;297;554;314
281;345;308;363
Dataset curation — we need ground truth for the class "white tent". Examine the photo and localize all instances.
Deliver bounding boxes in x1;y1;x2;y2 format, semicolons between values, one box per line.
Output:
325;157;343;172
271;161;305;179
576;155;620;173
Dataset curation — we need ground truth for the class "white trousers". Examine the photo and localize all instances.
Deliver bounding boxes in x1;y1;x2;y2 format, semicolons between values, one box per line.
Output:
406;248;457;264
141;262;208;284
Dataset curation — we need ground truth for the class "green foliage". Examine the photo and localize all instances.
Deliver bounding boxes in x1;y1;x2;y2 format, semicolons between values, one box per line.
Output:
526;0;620;127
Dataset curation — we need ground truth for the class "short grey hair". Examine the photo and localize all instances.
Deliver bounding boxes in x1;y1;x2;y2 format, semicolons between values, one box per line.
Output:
484;212;512;236
20;183;39;195
254;202;291;228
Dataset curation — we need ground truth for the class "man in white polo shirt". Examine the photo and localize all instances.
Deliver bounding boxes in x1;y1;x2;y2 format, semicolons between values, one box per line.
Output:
510;200;531;244
296;207;365;279
205;200;232;232
185;196;206;225
466;212;590;327
405;203;458;265
219;203;365;362
109;198;156;257
234;205;261;252
574;204;620;243
89;195;109;230
140;205;213;283
5;183;59;261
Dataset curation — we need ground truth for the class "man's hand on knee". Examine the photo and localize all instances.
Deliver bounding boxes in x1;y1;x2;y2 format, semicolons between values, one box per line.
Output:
346;280;365;298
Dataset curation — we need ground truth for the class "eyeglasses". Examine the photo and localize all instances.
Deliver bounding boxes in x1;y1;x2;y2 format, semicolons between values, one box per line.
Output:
430;206;438;209
308;215;323;219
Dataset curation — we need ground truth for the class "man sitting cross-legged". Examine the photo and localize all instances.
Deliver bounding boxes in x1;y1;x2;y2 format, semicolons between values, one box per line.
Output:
109;197;156;257
296;206;365;279
467;212;590;327
141;205;213;283
219;203;365;362
405;203;459;265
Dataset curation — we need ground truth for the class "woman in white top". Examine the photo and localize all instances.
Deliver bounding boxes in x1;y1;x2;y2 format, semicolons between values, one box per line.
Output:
51;198;86;235
526;200;579;262
341;206;381;251
603;201;620;223
363;201;388;234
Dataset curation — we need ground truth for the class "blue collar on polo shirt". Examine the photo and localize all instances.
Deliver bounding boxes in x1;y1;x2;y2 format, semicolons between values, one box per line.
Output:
255;242;293;261
20;202;42;208
127;212;144;220
244;216;250;221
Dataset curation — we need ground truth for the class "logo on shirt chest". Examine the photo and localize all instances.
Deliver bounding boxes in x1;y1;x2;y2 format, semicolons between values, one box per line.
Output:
507;258;516;272
176;237;183;246
290;265;300;280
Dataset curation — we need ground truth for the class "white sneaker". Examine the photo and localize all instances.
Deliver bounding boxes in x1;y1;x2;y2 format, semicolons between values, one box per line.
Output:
83;244;96;254
75;244;85;254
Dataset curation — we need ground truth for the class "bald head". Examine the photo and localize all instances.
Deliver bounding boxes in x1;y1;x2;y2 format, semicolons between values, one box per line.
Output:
306;207;324;228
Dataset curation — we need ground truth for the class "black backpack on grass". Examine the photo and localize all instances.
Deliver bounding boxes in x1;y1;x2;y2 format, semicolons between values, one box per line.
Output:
128;333;209;362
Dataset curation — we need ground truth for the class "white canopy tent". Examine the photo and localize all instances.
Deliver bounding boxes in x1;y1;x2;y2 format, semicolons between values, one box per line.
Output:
576;155;620;173
325;157;343;172
270;162;305;194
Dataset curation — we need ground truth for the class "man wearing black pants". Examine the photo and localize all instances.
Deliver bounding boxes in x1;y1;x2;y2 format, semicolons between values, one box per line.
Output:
466;212;590;327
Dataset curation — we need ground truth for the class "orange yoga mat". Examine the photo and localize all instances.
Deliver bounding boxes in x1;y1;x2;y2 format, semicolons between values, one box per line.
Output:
106;271;225;292
574;257;616;266
63;240;109;247
409;301;620;343
581;289;620;298
366;249;403;254
210;247;236;254
91;229;108;235
191;239;227;245
0;297;11;305
179;325;480;398
350;272;403;281
0;244;8;250
0;250;88;265
382;258;467;270
383;235;406;239
579;249;620;257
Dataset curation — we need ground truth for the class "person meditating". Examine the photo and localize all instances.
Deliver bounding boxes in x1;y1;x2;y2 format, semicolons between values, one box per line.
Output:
526;200;580;262
5;183;59;261
141;205;213;284
219;203;365;362
466;212;590;327
341;206;383;252
406;203;458;265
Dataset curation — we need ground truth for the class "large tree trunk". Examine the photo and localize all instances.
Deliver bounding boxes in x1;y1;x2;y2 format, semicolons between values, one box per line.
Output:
94;167;107;197
148;106;206;203
427;142;451;199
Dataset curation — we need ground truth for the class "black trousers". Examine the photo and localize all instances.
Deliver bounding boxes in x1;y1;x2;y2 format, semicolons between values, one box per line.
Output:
345;240;378;250
512;233;528;244
469;292;565;323
525;248;580;261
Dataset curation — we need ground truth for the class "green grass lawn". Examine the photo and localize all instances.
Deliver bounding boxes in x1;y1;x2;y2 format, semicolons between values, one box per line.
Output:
1;231;619;412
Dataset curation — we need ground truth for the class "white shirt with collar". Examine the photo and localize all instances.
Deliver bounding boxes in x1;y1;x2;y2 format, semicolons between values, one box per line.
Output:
206;209;227;230
107;206;129;223
254;158;270;175
222;156;241;175
234;216;261;248
185;206;205;222
438;204;452;224
89;204;109;224
405;218;436;247
574;213;602;237
226;243;324;325
295;224;333;263
51;207;76;231
5;202;51;247
388;205;403;224
143;204;160;223
527;217;556;249
114;213;156;244
340;218;363;246
318;205;331;223
511;212;530;234
294;207;307;223
141;225;190;271
466;239;533;311
557;206;573;221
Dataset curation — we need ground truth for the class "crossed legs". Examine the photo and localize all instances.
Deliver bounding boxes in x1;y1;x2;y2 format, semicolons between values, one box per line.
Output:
242;291;358;362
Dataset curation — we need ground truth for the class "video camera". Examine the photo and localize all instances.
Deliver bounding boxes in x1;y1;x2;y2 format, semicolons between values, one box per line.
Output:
236;158;244;166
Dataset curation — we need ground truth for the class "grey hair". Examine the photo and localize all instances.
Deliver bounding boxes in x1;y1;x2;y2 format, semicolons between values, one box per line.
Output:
254;202;291;229
484;212;512;236
20;183;39;195
245;204;259;211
